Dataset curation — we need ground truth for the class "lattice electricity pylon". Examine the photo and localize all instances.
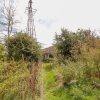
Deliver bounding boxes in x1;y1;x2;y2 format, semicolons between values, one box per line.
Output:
26;0;37;38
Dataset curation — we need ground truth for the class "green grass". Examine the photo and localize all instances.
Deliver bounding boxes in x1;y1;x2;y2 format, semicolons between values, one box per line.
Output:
43;63;100;100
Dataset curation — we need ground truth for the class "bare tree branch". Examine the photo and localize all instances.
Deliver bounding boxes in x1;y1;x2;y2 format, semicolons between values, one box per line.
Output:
0;0;17;38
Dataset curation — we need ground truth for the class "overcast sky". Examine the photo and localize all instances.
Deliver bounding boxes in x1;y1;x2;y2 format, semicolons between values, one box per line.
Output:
1;0;100;47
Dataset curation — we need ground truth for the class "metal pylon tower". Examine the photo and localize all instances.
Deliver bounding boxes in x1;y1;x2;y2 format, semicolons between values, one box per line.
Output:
26;0;36;38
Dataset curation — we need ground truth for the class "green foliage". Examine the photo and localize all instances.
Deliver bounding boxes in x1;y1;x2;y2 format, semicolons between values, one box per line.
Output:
0;43;6;60
5;33;41;61
55;61;83;84
0;28;99;100
43;58;54;63
0;61;31;100
54;28;100;64
54;29;76;63
42;63;54;71
43;63;100;100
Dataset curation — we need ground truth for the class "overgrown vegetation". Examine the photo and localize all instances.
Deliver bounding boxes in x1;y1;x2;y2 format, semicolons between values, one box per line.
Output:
0;44;6;60
0;0;99;100
0;61;31;100
6;33;41;61
0;28;100;100
0;32;42;100
43;28;100;100
43;52;100;99
54;28;100;63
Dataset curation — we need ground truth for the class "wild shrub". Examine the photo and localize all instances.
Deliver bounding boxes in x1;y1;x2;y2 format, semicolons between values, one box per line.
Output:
55;61;84;88
5;32;41;61
0;61;31;100
0;43;6;60
54;28;100;64
54;29;77;63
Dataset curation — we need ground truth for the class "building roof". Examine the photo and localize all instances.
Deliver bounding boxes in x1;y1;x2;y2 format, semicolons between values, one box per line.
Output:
43;46;54;54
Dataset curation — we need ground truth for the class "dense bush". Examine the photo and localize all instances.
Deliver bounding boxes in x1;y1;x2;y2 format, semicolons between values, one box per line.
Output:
5;33;41;61
54;29;77;63
0;43;6;60
54;45;100;87
54;28;100;64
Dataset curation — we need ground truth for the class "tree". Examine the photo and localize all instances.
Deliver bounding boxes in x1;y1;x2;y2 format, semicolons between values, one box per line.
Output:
54;29;77;63
54;28;100;64
5;32;41;61
0;0;17;38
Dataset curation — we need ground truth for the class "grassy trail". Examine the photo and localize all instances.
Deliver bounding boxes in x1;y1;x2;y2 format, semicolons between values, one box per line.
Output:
42;63;100;100
40;64;45;100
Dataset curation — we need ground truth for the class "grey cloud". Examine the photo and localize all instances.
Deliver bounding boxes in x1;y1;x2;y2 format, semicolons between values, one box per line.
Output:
38;19;55;28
